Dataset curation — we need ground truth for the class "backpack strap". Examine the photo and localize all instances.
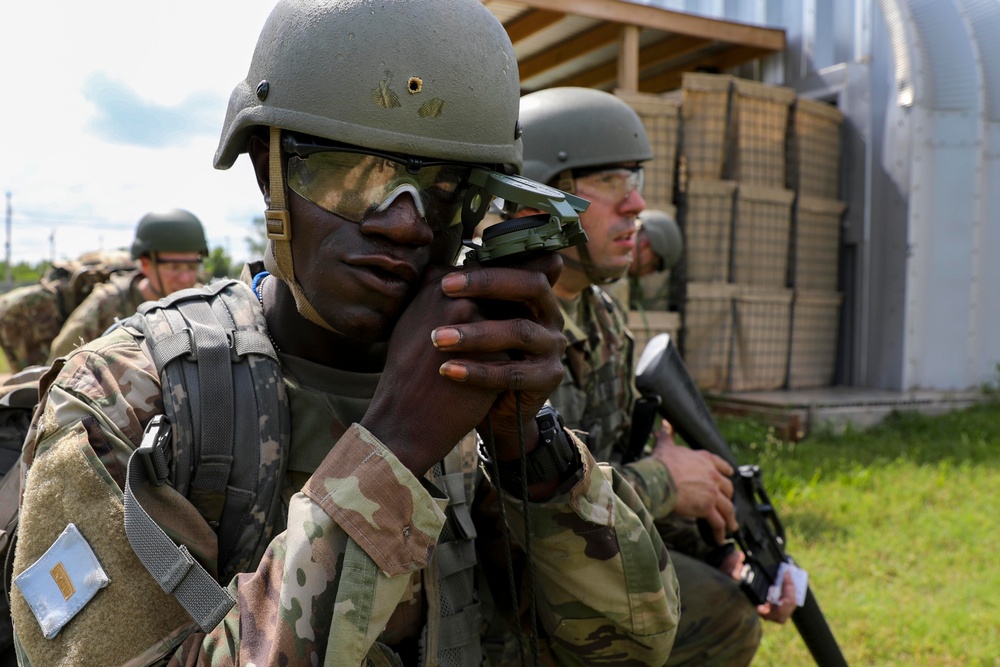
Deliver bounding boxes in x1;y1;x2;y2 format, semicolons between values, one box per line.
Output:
124;416;235;631
121;279;290;628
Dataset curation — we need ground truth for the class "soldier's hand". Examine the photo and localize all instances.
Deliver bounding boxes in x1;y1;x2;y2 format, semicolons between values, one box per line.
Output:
757;570;796;624
722;551;795;623
360;253;564;478
432;252;566;462
360;263;499;477
650;424;738;544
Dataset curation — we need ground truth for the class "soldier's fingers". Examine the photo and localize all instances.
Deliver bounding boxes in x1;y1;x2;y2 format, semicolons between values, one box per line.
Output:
441;266;560;325
437;355;564;393
704;509;728;545
716;472;734;499
710;453;734;477
431;319;565;357
716;493;737;533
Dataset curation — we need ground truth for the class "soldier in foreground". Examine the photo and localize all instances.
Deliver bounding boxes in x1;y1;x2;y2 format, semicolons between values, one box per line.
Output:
0;250;136;371
9;2;679;665
46;209;207;361
517;87;795;666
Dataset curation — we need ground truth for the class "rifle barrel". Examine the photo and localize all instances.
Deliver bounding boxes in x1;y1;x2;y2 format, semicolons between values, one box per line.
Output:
793;587;849;667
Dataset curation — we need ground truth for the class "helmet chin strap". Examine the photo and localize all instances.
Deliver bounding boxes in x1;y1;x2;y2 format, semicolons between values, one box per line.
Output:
562;243;628;285
262;126;338;332
148;259;167;299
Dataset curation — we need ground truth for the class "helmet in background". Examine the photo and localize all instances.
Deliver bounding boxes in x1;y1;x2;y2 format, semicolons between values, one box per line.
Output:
638;209;683;271
130;209;208;259
519;87;652;186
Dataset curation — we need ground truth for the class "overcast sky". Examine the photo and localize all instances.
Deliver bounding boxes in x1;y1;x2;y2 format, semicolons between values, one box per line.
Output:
0;1;280;265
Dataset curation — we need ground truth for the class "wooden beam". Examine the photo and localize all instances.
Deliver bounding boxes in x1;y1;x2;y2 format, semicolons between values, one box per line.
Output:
639;45;773;93
503;8;565;43
555;34;713;89
501;0;785;51
617;25;640;93
518;22;622;81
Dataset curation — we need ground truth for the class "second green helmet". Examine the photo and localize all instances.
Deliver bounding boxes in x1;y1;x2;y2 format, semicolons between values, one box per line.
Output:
519;87;653;184
130;209;208;259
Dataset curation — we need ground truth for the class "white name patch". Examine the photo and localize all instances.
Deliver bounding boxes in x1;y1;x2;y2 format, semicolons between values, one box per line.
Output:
14;522;110;639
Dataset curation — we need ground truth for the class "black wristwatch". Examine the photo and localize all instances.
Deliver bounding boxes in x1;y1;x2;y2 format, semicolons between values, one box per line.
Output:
479;405;580;496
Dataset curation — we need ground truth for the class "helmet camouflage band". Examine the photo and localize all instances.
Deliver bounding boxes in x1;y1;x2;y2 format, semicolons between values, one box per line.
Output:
213;0;524;332
130;209;209;259
519;87;653;185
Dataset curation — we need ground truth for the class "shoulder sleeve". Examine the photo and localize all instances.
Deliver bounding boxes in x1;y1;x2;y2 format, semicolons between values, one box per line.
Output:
46;283;129;363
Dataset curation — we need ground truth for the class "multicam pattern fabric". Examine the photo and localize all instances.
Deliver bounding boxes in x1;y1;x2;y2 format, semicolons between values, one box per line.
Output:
0;256;138;371
12;283;680;666
0;286;65;371
550;286;762;667
46;272;144;362
551;286;676;519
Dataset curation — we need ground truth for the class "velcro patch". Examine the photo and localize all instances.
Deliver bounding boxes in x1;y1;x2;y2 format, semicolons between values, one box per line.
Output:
13;522;110;639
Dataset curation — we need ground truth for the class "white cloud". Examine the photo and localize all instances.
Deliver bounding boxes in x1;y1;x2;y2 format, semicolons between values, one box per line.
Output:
0;0;276;265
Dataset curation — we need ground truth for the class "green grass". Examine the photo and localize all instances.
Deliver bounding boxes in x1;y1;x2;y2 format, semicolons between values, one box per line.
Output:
714;403;1000;666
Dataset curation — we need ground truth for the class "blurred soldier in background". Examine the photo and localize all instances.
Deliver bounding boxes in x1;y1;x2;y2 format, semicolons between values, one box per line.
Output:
608;208;684;310
0;250;135;371
46;208;207;361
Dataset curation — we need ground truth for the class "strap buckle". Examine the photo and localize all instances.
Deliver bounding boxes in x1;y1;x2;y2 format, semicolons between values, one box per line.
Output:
137;415;172;486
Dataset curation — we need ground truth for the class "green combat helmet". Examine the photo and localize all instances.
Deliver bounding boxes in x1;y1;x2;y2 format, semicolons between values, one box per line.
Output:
519;87;652;187
213;0;523;331
638;209;683;271
519;87;652;283
129;208;209;259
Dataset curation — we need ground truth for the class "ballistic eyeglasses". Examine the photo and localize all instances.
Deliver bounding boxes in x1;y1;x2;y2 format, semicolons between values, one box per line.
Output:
572;166;645;206
283;134;486;231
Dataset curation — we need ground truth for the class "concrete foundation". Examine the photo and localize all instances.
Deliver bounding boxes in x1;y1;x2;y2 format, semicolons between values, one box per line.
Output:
706;386;988;441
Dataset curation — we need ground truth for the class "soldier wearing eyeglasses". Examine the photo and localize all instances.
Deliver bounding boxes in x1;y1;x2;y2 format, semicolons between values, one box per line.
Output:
10;2;680;665
46;208;207;361
514;87;797;667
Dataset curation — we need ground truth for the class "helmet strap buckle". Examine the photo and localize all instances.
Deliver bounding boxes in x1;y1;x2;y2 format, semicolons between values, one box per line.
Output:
265;126;292;242
556;169;575;194
265;210;292;241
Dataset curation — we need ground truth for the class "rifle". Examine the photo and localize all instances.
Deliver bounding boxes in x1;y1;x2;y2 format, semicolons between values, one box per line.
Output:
632;333;848;667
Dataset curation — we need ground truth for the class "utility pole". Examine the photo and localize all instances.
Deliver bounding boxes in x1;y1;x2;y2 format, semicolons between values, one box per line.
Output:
4;192;11;291
49;228;56;264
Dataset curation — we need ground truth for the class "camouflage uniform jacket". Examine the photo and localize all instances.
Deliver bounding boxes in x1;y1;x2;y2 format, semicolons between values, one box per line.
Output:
46;271;144;362
0;286;66;371
550;286;678;521
11;284;680;666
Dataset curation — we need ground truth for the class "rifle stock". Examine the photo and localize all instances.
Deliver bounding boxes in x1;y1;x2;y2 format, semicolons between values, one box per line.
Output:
634;334;848;667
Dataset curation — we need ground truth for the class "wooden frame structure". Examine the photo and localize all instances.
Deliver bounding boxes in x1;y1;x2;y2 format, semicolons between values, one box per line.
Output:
483;0;786;94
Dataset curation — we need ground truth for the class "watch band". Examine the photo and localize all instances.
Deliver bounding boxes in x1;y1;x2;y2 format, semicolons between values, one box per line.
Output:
479;405;580;496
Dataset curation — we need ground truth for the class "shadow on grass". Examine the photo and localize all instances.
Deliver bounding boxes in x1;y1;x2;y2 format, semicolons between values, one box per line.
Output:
779;509;850;544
